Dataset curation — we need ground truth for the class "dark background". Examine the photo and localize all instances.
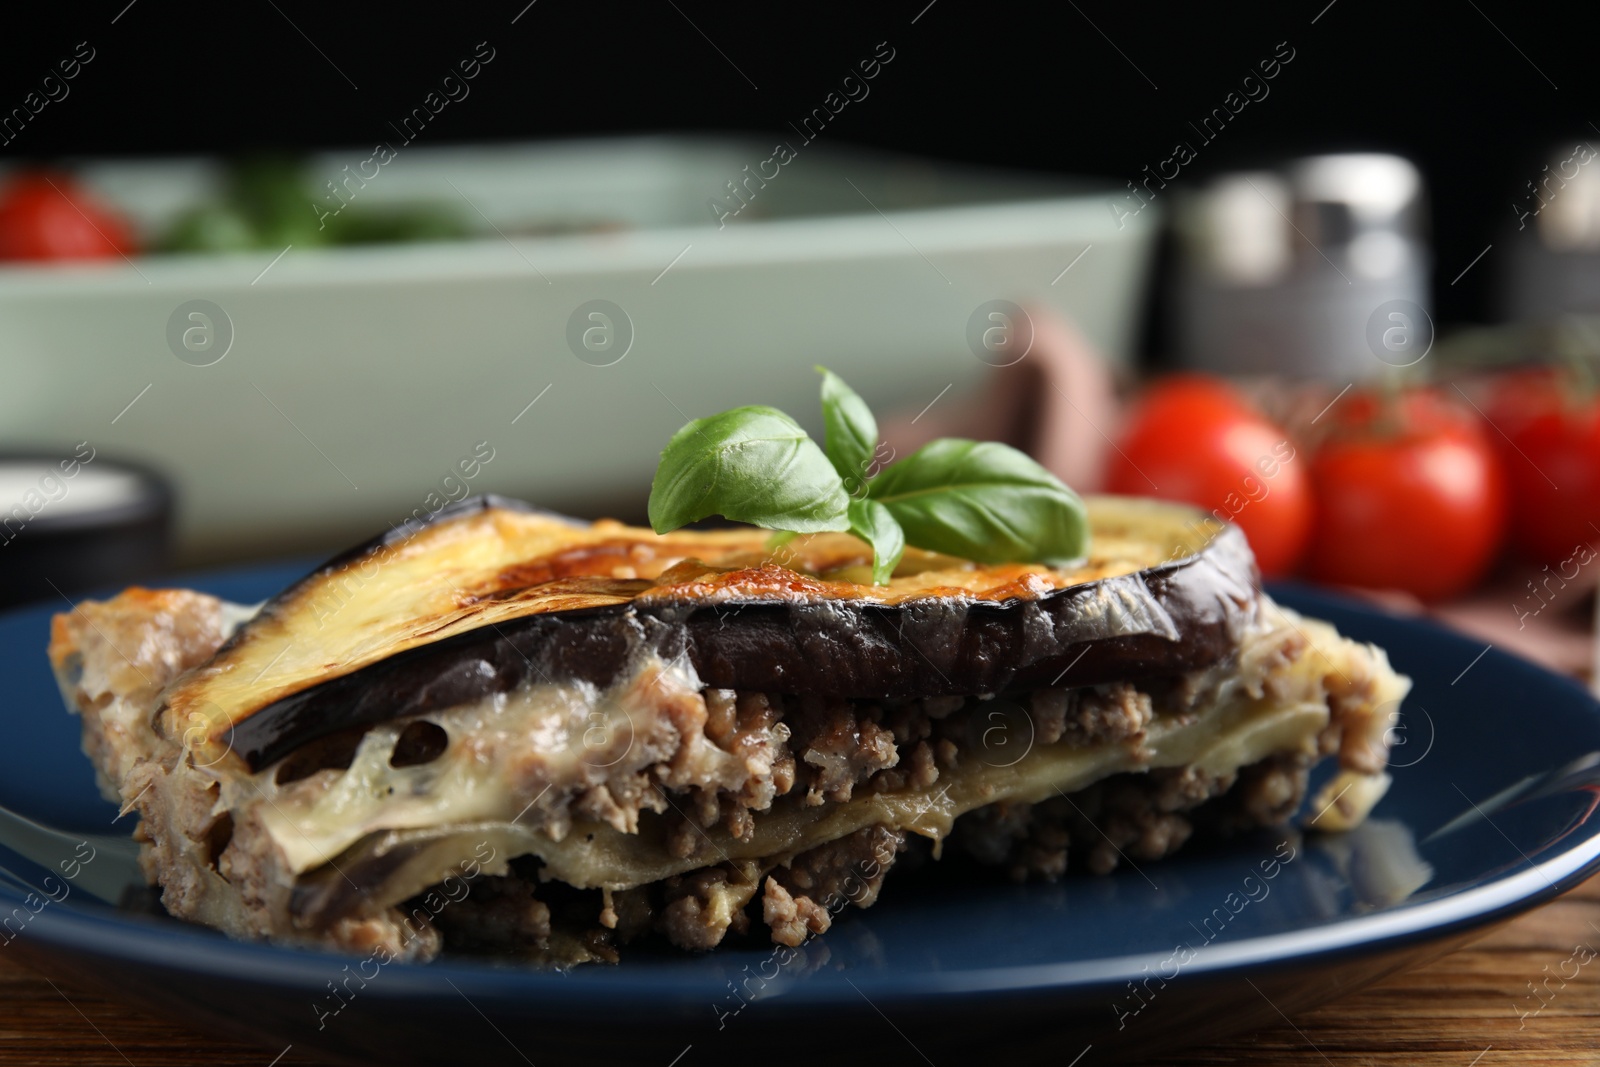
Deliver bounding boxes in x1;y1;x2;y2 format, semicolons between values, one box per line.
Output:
2;0;1590;343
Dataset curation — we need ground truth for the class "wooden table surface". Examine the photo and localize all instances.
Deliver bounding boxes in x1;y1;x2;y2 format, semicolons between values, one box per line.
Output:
2;873;1596;1065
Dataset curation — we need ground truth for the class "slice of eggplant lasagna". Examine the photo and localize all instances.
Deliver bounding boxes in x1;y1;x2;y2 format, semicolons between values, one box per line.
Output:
50;495;1406;964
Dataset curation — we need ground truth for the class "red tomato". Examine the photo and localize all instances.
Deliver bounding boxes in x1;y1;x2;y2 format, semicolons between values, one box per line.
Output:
1485;368;1600;567
1307;389;1506;600
1105;375;1312;576
0;171;137;262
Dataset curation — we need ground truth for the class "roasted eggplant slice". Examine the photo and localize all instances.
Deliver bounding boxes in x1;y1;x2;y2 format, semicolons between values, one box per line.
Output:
163;495;1257;771
52;495;1408;963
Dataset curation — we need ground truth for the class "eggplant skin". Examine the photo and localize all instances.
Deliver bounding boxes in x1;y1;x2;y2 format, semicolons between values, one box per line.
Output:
215;496;1260;773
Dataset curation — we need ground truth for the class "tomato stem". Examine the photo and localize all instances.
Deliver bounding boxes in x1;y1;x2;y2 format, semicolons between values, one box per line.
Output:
1374;369;1406;438
1554;316;1600;411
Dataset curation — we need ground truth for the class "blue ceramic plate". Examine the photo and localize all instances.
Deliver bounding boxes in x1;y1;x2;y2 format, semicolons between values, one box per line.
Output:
3;567;1598;1065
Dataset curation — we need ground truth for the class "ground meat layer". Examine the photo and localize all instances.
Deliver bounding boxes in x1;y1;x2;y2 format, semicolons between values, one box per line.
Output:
659;681;1159;853
394;751;1315;960
955;752;1313;881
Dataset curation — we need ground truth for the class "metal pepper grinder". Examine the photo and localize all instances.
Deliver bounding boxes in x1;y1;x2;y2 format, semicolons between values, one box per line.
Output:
1502;139;1600;322
1176;153;1431;378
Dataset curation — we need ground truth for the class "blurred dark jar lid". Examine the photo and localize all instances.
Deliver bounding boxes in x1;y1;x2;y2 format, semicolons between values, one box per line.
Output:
0;452;173;610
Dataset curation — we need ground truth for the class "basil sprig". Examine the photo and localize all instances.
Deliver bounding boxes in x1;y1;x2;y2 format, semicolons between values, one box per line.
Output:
649;369;1088;583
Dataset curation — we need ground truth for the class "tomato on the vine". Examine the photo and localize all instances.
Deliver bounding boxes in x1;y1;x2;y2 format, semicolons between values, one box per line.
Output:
1105;375;1312;576
1306;389;1506;600
1485;367;1600;567
0;171;137;262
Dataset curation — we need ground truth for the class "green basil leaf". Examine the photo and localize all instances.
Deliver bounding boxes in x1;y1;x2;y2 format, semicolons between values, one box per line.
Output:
649;405;851;534
847;497;905;585
816;366;878;486
867;439;1088;564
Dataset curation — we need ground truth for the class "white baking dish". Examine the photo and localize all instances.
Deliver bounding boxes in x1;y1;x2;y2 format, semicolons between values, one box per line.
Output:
0;137;1157;560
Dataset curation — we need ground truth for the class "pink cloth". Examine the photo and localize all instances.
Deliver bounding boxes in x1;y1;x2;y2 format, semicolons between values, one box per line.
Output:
878;305;1116;494
1348;564;1597;682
